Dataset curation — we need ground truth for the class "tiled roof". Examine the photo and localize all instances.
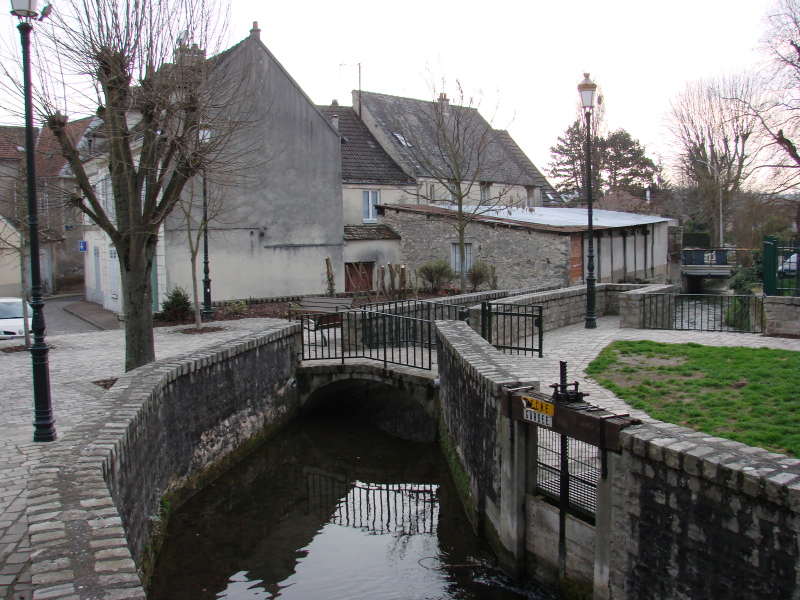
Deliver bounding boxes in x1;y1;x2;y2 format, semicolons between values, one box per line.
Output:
381;204;668;234
36;116;94;178
358;91;554;189
0;126;28;160
318;105;413;185
344;224;401;241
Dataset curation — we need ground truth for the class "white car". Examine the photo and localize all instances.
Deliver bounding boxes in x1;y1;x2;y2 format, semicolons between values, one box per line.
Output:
0;297;32;340
778;253;798;278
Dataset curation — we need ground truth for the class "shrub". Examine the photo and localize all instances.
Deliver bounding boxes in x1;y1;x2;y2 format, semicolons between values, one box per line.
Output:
466;260;492;292
225;300;247;316
417;259;455;294
160;286;193;321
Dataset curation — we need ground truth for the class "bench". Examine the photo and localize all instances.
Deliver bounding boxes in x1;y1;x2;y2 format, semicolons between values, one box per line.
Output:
289;296;355;346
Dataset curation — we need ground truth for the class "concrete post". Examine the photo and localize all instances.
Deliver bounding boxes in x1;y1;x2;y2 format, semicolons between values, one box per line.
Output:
593;451;615;600
499;416;528;576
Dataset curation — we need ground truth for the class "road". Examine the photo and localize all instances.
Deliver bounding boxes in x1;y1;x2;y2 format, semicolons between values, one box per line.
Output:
42;296;101;336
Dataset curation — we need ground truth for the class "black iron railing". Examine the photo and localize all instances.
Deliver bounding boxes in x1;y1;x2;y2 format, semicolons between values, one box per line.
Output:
361;298;466;322
480;301;543;357
642;293;763;333
300;309;434;370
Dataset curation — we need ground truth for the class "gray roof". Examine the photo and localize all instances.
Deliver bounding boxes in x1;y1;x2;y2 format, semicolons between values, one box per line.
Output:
317;106;413;185
344;224;401;240
359;91;554;189
381;204;670;234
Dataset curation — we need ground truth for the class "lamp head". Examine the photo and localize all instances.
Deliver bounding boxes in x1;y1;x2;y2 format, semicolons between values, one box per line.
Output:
10;0;37;18
577;73;597;110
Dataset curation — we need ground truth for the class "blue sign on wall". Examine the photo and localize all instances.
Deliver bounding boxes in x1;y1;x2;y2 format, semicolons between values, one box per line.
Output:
78;241;87;252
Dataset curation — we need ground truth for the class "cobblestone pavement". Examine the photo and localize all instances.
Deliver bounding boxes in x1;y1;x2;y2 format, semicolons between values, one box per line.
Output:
2;316;800;599
0;318;286;600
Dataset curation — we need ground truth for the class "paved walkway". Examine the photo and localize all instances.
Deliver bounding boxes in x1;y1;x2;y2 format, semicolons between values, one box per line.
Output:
2;316;800;599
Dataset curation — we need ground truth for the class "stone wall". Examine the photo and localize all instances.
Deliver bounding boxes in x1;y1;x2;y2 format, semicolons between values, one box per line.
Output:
435;320;540;574
604;423;800;600
469;283;646;338
764;295;800;336
618;283;682;328
381;208;572;289
28;322;301;600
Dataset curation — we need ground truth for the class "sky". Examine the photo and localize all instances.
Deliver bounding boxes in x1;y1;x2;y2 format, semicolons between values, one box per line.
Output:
0;0;776;179
224;0;775;173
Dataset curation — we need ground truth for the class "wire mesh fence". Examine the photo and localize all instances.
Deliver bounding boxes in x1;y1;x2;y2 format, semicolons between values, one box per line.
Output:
536;428;600;520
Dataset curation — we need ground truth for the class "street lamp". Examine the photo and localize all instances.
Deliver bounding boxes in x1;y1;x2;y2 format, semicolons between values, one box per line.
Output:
11;0;56;441
690;158;724;248
578;73;597;329
199;127;212;320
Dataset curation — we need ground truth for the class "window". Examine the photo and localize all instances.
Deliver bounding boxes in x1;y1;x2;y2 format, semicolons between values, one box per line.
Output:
393;132;412;147
480;183;489;203
96;177;116;221
362;190;379;222
428;184;436;201
451;242;473;276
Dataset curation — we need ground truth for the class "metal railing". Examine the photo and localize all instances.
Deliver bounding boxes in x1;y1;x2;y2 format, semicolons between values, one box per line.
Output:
300;309;435;370
480;301;543;357
642;293;763;333
764;236;799;297
536;428;599;521
361;298;466;321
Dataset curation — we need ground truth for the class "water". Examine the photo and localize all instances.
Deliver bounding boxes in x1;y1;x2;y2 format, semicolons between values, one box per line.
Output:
149;404;551;600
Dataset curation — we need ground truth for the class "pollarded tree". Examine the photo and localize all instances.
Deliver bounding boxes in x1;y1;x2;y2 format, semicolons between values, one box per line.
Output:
7;0;263;370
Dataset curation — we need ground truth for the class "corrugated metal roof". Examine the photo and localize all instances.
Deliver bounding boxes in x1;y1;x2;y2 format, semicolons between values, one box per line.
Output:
472;206;670;228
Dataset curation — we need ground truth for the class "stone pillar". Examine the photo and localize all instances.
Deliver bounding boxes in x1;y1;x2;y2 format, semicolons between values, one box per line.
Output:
498;416;528;576
593;451;616;600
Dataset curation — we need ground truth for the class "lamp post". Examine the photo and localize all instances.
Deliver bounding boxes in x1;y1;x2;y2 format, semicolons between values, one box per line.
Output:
690;158;724;248
11;0;56;441
199;127;212;320
578;73;598;329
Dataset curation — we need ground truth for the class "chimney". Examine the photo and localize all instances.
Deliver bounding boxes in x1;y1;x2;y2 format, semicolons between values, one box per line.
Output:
331;115;339;131
438;92;449;109
250;21;261;39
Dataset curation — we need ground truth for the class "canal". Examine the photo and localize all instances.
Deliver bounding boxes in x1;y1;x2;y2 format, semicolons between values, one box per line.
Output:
149;396;552;600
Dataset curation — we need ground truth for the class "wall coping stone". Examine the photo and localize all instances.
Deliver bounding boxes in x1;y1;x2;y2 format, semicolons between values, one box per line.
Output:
621;423;800;508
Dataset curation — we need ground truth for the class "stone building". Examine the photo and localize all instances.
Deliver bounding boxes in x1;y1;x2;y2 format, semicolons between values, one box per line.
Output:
379;204;675;289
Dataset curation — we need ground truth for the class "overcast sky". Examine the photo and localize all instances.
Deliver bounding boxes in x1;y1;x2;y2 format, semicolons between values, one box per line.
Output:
0;0;775;179
227;0;775;174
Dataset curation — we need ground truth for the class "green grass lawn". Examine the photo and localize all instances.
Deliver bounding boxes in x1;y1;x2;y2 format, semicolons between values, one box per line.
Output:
586;340;800;457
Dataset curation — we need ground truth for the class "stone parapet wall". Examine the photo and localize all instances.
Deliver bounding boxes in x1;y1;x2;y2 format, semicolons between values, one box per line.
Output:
618;283;682;328
435;320;539;573
469;283;646;336
28;322;301;600
764;295;800;336
606;422;800;599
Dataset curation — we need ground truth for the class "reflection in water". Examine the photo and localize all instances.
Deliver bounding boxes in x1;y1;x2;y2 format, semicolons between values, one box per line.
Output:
149;404;550;600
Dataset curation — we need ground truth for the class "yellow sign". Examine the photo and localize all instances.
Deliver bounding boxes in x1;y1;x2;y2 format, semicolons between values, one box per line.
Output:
521;396;554;416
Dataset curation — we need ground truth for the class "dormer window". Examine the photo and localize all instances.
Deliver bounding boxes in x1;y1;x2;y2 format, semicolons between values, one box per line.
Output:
393;133;412;147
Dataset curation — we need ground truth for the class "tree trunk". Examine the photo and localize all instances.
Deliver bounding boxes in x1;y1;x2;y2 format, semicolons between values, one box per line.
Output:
458;223;467;292
119;239;157;372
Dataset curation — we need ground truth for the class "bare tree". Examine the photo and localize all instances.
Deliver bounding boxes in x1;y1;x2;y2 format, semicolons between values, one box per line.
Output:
666;75;761;246
4;0;264;370
170;168;243;329
372;82;527;290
